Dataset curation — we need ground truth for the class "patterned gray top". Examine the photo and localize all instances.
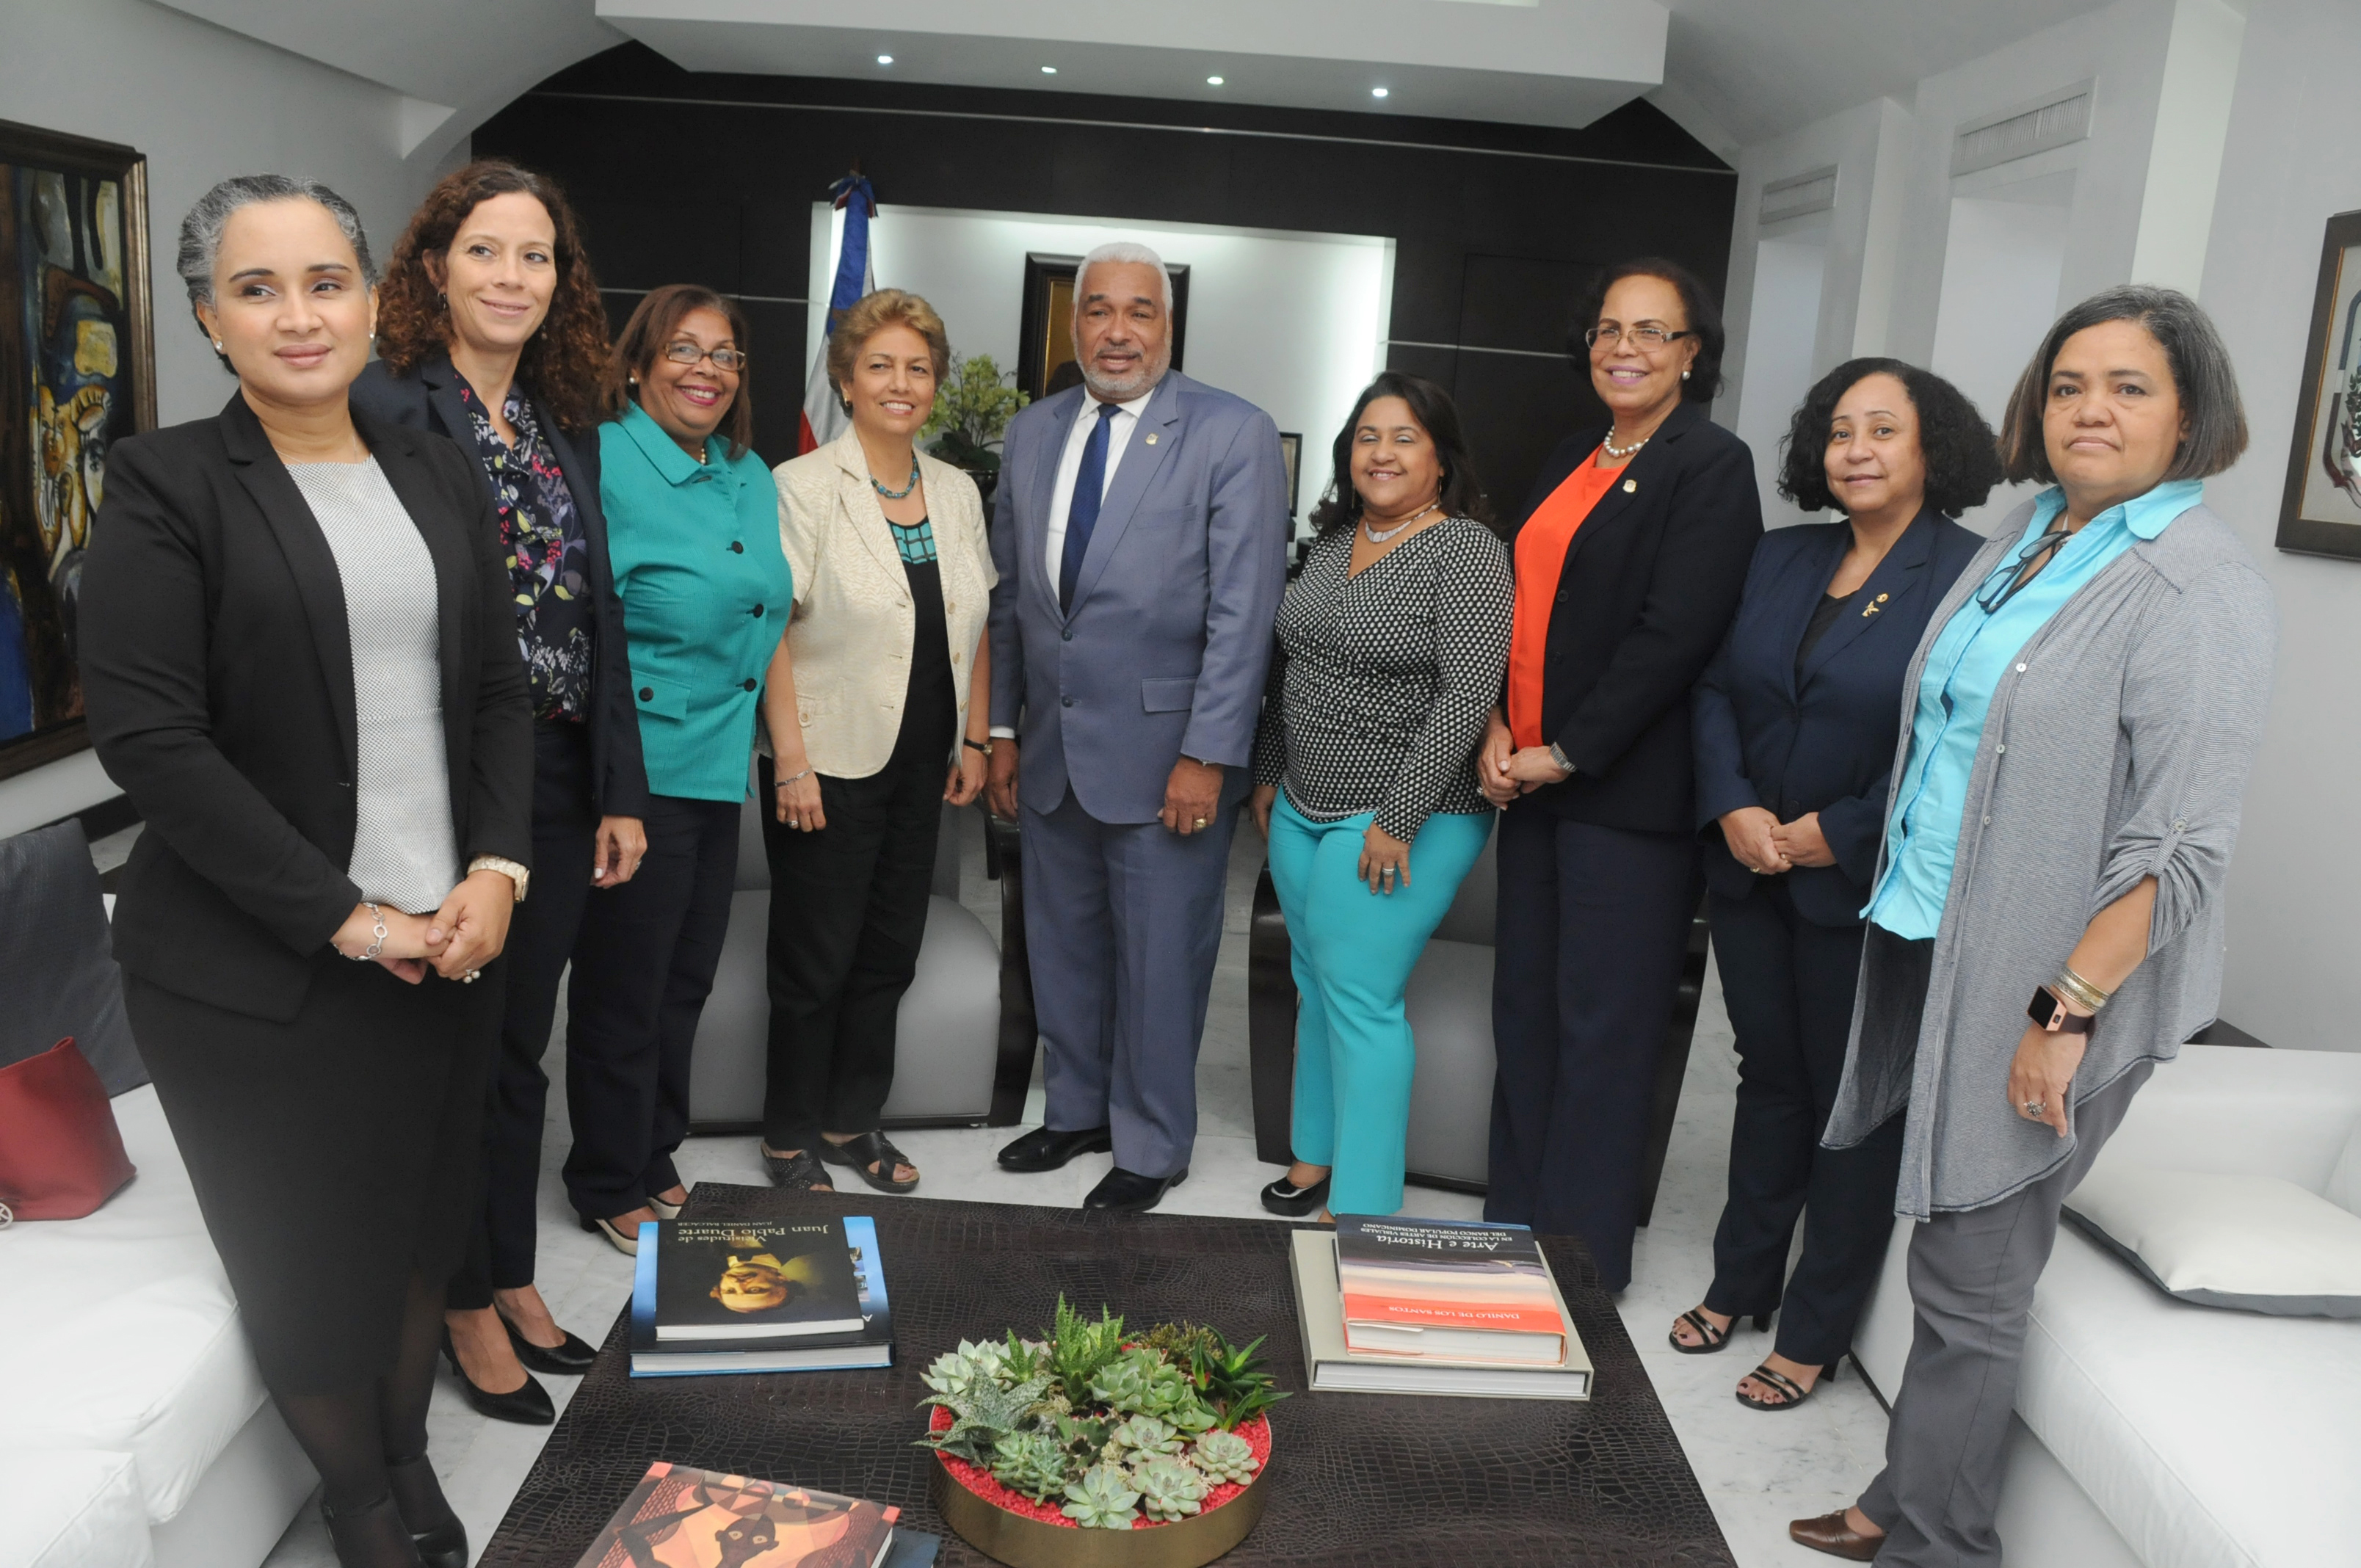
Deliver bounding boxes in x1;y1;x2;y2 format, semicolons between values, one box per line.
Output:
286;460;460;915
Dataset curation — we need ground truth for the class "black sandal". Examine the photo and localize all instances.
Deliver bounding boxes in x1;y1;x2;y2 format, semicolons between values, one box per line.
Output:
761;1147;835;1191
1736;1357;1837;1412
1669;1307;1770;1354
819;1130;920;1194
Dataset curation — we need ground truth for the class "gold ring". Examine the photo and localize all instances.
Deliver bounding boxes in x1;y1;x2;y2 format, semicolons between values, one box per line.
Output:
1193;817;1207;829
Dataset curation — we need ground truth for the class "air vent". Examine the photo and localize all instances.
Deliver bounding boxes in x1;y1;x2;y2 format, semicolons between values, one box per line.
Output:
1953;81;2094;176
1760;166;1838;225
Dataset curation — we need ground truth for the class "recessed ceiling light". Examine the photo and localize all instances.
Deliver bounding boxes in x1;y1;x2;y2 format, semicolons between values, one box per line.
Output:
1041;65;1058;74
1371;86;1390;98
876;54;893;65
1207;75;1225;86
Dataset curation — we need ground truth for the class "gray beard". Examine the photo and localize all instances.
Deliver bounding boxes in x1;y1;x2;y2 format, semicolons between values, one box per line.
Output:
1081;352;1171;403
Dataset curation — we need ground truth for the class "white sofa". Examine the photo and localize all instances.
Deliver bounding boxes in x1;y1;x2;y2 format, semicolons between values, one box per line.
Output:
1853;1043;2361;1568
0;1084;315;1568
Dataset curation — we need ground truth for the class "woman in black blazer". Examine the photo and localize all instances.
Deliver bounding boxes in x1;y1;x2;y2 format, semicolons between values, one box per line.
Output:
80;176;530;1568
1671;360;1995;1410
1476;259;1763;1291
352;159;645;1423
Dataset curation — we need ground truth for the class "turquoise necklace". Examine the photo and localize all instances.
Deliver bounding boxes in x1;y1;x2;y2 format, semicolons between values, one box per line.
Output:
871;457;921;500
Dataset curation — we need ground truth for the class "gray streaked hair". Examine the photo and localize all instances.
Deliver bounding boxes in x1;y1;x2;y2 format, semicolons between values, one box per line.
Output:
1998;284;2249;484
177;175;377;362
1075;240;1173;317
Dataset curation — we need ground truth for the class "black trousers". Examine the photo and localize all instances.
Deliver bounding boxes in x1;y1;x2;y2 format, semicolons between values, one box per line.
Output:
755;736;944;1150
1486;802;1700;1291
1701;879;1903;1365
449;720;600;1310
562;791;738;1221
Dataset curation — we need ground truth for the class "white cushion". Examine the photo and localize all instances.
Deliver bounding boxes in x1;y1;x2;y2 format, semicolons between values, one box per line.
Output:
0;1086;268;1522
2020;1226;2361;1568
2326;1117;2361;1219
0;1449;153;1568
2066;1165;2361;1317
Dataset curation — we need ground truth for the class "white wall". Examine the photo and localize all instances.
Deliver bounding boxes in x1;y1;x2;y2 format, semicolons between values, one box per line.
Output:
0;0;434;835
813;205;1393;529
2195;0;2361;1052
1731;221;1829;529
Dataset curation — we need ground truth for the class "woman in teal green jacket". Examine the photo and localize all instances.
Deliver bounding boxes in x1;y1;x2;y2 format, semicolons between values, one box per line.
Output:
563;285;789;1252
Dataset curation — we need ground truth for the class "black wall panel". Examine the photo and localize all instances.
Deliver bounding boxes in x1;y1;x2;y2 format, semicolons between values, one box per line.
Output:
476;44;1736;507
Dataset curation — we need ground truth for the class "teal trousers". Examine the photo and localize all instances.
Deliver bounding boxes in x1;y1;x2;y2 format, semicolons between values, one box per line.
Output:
1266;794;1493;1216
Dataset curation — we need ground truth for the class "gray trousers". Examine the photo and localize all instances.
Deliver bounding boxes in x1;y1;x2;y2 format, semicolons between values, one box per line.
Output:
1021;791;1236;1178
1857;1056;2153;1567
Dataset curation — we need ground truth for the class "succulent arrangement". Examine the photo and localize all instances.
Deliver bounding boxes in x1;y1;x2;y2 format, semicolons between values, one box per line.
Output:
919;1297;1283;1531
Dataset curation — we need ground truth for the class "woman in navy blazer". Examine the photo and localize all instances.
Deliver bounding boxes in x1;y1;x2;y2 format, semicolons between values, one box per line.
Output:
1669;359;1997;1411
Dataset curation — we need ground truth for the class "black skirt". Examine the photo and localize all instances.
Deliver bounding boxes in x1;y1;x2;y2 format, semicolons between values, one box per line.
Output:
126;953;501;1392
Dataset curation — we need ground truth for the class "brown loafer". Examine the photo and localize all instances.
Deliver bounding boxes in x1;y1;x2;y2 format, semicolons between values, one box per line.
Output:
1789;1509;1884;1561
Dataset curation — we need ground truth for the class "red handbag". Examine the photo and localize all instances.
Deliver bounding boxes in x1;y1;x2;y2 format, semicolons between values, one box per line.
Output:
0;1037;137;1221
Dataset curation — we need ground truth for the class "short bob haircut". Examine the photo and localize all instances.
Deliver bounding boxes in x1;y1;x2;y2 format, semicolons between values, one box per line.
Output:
1308;371;1493;533
1778;357;2004;518
375;159;615;433
609;283;755;461
1569;255;1726;403
825;288;951;410
176;174;374;371
1997;284;2249;484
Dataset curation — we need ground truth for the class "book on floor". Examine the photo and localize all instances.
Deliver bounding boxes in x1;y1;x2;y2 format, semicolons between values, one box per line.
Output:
653;1218;866;1340
1333;1213;1570;1363
570;1462;898;1568
631;1216;894;1376
1291;1229;1592;1398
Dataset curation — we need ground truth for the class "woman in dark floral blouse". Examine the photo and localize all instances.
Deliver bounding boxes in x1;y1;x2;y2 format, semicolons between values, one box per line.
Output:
355;159;649;1426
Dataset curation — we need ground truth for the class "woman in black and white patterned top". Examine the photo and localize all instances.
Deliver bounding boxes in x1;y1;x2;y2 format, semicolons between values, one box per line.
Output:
1249;373;1512;1220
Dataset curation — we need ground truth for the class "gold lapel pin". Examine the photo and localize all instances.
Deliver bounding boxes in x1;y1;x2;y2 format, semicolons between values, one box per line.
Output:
1145;432;1158;446
1622;478;1637;493
1862;591;1890;618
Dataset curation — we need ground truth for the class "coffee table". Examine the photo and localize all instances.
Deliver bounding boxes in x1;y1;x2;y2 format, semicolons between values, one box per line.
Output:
479;1186;1735;1567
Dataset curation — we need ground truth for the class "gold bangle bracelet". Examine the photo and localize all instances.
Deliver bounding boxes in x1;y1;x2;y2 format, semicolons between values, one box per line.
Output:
2054;965;2111;1012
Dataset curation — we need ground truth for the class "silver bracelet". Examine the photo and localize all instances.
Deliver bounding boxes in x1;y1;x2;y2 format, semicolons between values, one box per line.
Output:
773;768;812;787
348;901;386;962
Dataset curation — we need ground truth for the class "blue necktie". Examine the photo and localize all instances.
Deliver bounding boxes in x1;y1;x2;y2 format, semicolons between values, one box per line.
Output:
1059;402;1120;611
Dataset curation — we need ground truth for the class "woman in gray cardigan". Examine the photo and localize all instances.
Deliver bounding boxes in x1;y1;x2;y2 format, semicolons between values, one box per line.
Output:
1788;286;2275;1567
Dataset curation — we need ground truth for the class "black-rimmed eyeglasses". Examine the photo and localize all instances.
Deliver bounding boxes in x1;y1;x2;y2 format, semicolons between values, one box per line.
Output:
1974;527;2073;615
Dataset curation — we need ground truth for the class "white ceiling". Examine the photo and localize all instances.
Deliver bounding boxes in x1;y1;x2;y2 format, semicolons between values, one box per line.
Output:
149;0;2124;163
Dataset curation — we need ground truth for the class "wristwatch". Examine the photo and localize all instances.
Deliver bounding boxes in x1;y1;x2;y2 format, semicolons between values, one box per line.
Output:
468;854;531;903
1547;742;1575;779
2027;985;2095;1034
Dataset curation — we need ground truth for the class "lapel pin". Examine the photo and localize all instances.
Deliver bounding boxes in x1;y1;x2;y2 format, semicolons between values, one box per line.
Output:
1145;432;1158;446
1863;592;1890;618
1622;478;1637;493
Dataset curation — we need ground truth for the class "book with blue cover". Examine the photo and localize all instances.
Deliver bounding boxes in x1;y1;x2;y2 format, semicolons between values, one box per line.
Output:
631;1216;894;1377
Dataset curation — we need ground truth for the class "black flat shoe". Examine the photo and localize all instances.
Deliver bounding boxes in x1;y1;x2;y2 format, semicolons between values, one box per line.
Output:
500;1313;597;1374
439;1328;555;1426
820;1129;920;1193
998;1125;1114;1173
1260;1172;1330;1217
762;1147;836;1191
385;1456;466;1568
1084;1165;1186;1212
321;1490;426;1567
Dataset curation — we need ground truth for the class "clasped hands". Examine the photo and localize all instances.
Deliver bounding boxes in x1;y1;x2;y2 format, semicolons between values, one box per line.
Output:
1718;805;1835;875
330;868;515;984
1476;714;1569;807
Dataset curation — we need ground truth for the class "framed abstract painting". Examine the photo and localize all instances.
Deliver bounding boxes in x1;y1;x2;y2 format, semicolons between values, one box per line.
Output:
2277;208;2361;559
0;119;154;780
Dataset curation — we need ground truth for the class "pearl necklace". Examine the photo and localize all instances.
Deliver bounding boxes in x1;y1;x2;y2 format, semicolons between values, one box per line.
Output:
870;457;921;500
1601;429;1650;460
1363;499;1440;544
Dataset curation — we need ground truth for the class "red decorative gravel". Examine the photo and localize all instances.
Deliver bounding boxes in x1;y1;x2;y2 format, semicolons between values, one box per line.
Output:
928;1406;1272;1530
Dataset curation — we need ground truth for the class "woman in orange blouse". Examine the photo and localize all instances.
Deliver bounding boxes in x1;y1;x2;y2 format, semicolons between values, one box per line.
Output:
1476;258;1763;1291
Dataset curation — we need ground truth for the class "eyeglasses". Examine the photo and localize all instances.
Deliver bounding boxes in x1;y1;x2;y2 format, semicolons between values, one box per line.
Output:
1584;323;1694;351
661;341;748;373
1974;527;2073;615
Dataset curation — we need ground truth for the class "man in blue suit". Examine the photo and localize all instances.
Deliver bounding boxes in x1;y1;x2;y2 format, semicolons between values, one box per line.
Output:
984;242;1288;1211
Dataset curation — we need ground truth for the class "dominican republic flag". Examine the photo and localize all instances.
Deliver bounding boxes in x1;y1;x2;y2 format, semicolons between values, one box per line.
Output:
799;173;877;454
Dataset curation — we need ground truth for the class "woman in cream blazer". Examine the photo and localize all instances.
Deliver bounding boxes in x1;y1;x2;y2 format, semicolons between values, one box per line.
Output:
758;289;995;1194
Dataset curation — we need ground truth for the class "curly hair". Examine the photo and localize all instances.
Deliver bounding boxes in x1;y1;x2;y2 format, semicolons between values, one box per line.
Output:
611;285;755;462
1776;357;2003;518
1308;371;1493;533
1568;256;1726;403
374;159;616;433
825;288;951;409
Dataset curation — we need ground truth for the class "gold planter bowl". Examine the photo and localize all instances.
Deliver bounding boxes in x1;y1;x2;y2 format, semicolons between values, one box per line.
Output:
929;1452;1269;1568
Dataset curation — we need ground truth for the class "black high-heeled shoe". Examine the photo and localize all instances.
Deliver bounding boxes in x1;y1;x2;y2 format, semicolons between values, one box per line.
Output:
439;1327;554;1426
385;1455;466;1568
500;1312;598;1374
1260;1172;1331;1217
321;1490;426;1567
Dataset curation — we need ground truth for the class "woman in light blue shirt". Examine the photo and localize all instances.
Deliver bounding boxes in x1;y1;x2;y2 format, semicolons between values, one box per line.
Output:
1789;289;2275;1566
562;286;788;1253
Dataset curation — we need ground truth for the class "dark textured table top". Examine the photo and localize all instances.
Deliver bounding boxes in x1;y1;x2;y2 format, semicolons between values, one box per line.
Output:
479;1186;1734;1567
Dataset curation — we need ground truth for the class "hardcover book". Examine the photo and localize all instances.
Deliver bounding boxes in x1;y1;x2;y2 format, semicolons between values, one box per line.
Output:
653;1219;865;1341
1291;1230;1592;1398
569;1462;896;1568
632;1217;893;1376
1333;1214;1570;1363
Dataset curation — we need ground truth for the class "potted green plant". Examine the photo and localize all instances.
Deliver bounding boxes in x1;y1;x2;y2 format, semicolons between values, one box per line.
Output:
922;351;1029;507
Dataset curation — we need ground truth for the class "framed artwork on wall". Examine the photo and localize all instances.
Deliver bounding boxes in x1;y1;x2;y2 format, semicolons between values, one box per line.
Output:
2277;208;2361;559
0;119;155;781
1015;250;1190;402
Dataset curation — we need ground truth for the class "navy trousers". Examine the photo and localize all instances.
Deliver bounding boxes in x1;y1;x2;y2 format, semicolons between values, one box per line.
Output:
1021;791;1236;1180
1486;802;1700;1291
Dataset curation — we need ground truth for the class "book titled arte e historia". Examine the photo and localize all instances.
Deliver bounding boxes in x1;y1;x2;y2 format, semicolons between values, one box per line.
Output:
1334;1213;1570;1363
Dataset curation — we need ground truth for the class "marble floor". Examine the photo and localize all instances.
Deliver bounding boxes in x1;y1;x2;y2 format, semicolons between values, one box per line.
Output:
258;810;1890;1567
